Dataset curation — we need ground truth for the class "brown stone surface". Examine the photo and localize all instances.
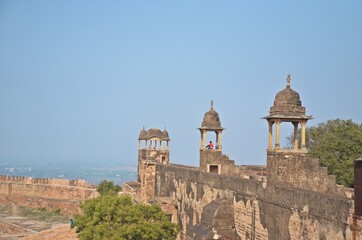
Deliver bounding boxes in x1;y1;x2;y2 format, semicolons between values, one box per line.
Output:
139;163;156;203
0;218;34;236
199;149;235;175
267;152;346;196
23;224;78;240
0;177;98;215
153;162;359;239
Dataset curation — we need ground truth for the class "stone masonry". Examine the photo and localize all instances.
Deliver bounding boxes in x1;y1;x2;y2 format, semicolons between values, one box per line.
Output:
0;176;98;215
130;75;362;240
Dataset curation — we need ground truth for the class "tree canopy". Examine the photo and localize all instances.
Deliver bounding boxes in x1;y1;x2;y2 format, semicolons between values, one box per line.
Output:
75;194;179;240
96;180;121;196
288;119;362;187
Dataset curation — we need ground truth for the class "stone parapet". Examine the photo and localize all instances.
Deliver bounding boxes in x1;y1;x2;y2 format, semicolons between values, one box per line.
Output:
154;163;361;239
0;175;94;188
267;152;347;196
0;175;98;214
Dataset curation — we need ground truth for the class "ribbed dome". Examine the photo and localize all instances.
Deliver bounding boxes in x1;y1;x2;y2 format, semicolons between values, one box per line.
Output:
138;127;147;140
269;74;306;116
201;101;222;129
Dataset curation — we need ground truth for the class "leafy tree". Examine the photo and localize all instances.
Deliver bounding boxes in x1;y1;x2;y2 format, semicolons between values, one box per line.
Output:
97;180;121;196
287;119;362;187
75;194;179;240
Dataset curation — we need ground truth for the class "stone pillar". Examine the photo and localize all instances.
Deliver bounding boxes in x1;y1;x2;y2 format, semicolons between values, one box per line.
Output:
146;140;148;149
218;131;222;150
159;140;162;150
301;120;306;150
167;140;170;150
268;120;273;150
275;120;280;149
293;122;299;150
215;131;219;148
138;140;141;149
201;130;207;149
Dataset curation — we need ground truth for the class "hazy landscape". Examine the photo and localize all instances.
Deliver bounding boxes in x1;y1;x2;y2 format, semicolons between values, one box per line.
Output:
0;160;137;185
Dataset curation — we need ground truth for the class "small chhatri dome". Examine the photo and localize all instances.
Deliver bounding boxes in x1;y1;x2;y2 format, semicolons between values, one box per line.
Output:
138;127;147;140
162;127;170;140
269;74;306;117
201;101;222;129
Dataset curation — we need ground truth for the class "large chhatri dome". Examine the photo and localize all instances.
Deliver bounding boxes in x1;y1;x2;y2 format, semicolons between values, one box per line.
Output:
268;74;309;118
201;101;223;129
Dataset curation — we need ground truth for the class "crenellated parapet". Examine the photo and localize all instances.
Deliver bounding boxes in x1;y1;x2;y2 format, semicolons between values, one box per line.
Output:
0;175;98;214
0;175;95;188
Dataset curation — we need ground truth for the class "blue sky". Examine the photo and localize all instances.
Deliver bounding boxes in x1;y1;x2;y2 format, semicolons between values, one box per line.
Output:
1;1;361;167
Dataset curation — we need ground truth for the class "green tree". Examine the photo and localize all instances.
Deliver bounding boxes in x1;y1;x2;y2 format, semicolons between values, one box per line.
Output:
287;119;362;187
97;180;121;196
75;194;179;240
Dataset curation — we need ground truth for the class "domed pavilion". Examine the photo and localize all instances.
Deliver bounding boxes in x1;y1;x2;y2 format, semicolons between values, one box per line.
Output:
198;101;224;150
263;74;313;152
138;127;170;150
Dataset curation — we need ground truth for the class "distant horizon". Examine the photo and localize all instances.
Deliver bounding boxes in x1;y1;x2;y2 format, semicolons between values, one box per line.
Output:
0;158;138;168
0;159;137;185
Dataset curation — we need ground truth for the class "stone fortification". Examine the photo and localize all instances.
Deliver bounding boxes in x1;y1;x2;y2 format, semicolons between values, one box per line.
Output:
0;175;94;188
0;176;98;214
267;152;346;196
133;75;362;239
154;162;359;239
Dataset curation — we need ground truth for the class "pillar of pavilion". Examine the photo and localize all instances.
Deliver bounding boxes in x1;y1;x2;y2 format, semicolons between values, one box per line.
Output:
262;74;313;153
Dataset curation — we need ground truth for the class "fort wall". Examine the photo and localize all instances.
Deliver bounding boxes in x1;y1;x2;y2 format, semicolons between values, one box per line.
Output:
154;163;360;240
0;176;98;215
0;175;94;188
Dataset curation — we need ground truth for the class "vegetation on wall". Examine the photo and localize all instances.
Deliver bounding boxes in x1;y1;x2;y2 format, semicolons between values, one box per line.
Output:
75;181;179;240
288;119;362;187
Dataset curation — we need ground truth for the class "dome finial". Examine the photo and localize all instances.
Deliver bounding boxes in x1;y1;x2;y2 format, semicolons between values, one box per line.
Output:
210;100;214;110
286;74;291;88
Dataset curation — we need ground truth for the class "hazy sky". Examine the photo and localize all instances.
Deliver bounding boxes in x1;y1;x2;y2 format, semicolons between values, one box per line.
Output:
1;1;361;167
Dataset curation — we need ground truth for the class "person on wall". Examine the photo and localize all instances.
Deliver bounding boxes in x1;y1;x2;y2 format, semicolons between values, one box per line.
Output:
206;141;214;149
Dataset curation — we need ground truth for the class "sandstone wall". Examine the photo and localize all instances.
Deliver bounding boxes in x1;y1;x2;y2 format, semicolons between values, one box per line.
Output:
155;164;361;240
0;176;98;215
267;152;347;196
0;175;94;188
199;150;236;175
